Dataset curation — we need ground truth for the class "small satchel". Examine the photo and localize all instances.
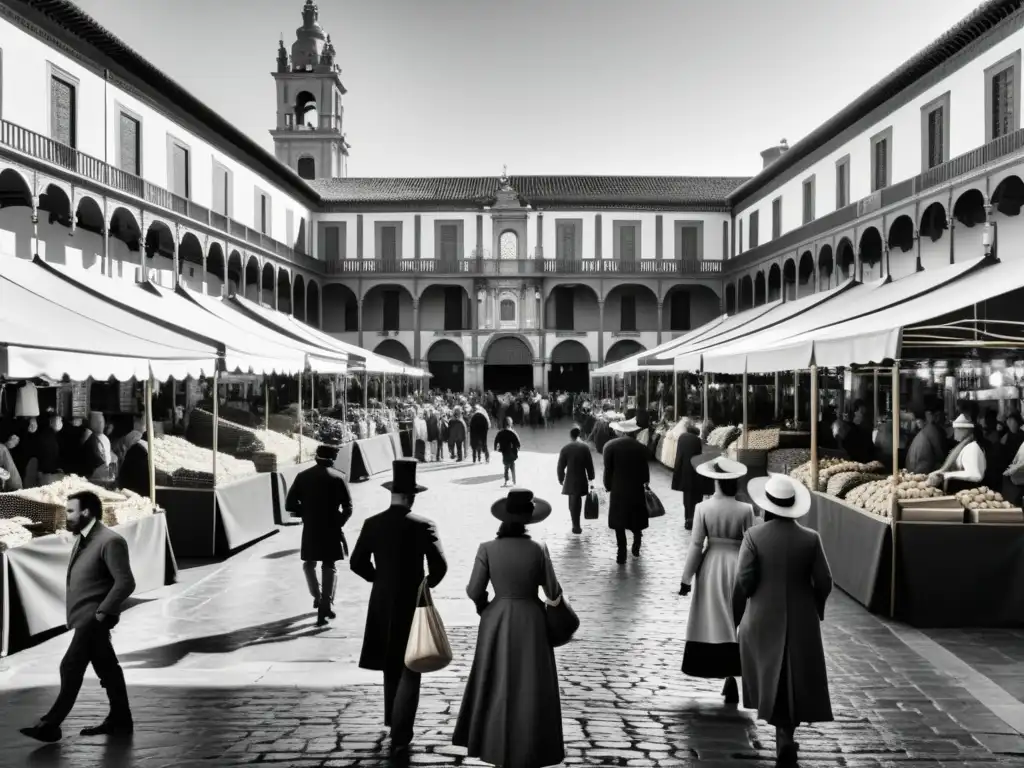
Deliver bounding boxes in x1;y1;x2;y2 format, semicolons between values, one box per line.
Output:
644;483;665;518
404;578;453;673
584;485;600;520
545;592;580;647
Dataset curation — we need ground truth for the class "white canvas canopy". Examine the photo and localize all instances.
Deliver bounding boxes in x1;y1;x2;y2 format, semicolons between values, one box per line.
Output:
700;258;985;374
42;262;310;376
0;257;217;381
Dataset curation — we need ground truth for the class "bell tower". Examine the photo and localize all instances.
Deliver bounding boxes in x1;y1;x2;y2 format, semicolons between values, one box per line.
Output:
270;0;350;179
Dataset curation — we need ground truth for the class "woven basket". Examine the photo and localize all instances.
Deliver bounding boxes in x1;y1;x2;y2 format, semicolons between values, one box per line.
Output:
252;451;278;473
187;409;265;459
0;493;64;533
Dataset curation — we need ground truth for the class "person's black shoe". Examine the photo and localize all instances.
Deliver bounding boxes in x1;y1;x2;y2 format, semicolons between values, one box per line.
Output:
684;520;694;531
20;723;62;743
616;549;627;564
722;676;739;704
80;720;134;737
324;607;336;619
776;743;798;764
316;615;329;627
632;541;641;557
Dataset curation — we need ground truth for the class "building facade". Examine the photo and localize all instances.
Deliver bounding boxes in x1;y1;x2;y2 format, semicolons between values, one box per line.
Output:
1;0;1023;391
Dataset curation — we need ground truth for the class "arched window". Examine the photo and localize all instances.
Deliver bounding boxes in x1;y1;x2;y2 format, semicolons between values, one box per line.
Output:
500;299;516;322
297;156;316;180
499;230;518;259
295;92;317;128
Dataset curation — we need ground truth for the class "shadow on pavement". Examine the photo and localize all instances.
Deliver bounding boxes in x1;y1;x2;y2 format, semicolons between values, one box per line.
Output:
261;548;300;559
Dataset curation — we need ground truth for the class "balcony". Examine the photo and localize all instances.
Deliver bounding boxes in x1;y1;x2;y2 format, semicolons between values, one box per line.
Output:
0;119;321;274
323;256;722;276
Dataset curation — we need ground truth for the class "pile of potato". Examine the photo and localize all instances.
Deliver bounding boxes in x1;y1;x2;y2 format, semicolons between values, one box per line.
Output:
955;486;1015;510
790;457;847;490
827;471;889;499
726;427;781;455
844;471;945;518
893;473;945;500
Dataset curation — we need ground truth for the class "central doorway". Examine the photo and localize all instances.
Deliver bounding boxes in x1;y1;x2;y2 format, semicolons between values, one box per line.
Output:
549;340;590;392
426;339;465;392
483;336;533;392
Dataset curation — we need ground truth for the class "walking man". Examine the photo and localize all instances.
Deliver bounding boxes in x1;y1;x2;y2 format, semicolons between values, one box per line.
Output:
672;421;706;531
21;491;135;742
285;444;353;626
494;417;521;487
557;425;594;534
469;405;491;463
603;420;650;563
350;460;448;754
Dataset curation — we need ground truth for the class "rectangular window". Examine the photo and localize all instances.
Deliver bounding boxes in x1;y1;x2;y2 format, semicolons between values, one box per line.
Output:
382;290;400;331
375;221;403;261
921;93;950;171
558;222;576;259
50;73;76;147
439;224;458;261
871;128;891;192
802;176;815;224
170;142;189;198
620;294;637;332
443;287;462;330
381;226;397;261
987;52;1021;141
324;225;341;262
678;226;699;261
835;155;850;208
620;225;636;261
722;221;728;260
555;287;574;330
749;211;759;249
212;164;231;216
259;194;268;234
771;197;782;240
739;220;744;253
118;112;140;175
670;291;691;331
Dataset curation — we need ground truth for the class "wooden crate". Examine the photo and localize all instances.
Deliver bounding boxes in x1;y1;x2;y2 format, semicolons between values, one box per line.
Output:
967;506;1024;524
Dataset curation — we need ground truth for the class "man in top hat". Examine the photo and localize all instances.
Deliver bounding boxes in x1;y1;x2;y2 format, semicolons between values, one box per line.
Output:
734;474;833;763
603;419;650;563
350;459;448;753
285;444;353;626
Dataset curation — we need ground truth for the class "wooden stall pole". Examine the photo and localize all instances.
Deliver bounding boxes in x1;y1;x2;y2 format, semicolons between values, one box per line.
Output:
794;371;800;426
264;378;270;432
362;373;368;409
810;365;819;493
774;371;780;420
702;372;709;425
873;368;880;424
890;361;901;619
331;377;336;408
742;370;749;449
145;376;156;507
211;370;220;553
673;372;680;418
311;373;317;412
297;371;304;462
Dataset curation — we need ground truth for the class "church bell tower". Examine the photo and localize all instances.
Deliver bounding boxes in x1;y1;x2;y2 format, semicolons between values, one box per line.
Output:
270;0;350;179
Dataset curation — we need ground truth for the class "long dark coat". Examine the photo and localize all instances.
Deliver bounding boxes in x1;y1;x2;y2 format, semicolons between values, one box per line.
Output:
453;536;565;768
285;462;353;562
602;435;650;532
557;440;594;496
671;431;707;493
733;518;834;725
469;412;490;443
350;505;448;671
426;414;440;442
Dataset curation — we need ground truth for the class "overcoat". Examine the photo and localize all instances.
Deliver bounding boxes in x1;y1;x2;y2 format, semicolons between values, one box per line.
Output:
557;440;594;496
452;535;565;768
66;520;136;629
469;411;490;442
602;435;650;531
285;462;353;562
426;414;440;442
350;505;448;671
671;432;709;494
733;518;834;724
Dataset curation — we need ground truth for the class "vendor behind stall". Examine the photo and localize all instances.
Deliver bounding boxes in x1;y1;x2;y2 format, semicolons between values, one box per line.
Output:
838;400;874;463
905;399;947;475
929;414;987;493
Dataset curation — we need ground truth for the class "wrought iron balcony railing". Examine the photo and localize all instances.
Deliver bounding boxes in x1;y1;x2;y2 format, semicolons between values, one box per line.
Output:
323;256;722;276
0;119;321;273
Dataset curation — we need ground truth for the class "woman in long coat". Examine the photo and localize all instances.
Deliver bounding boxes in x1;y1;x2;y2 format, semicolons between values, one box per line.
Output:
679;457;753;703
735;474;833;764
453;489;565;768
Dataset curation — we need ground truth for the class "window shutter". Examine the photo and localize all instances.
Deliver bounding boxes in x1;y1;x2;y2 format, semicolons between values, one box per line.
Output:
172;144;189;198
440;225;457;261
560;224;575;260
875;140;887;189
325;226;340;262
118;113;139;175
50;76;75;147
772;199;781;240
382;226;397;261
620;226;635;261
680;227;698;261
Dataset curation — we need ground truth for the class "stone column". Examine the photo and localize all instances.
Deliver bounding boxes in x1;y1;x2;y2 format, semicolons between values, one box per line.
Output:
412;298;421;366
948;215;955;264
597;299;605;366
357;296;364;348
656;299;664;345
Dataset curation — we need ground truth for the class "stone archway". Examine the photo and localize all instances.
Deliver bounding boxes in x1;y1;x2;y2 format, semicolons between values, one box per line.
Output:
605;339;645;364
483;335;534;392
426;339;465;392
549;340;590;393
373;339;412;365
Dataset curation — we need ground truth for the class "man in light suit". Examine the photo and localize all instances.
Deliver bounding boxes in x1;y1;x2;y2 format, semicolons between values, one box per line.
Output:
21;490;136;743
557;425;595;534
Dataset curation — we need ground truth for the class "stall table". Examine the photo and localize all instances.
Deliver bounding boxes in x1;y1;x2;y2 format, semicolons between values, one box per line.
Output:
341;433;400;482
157;472;277;558
272;461;316;524
1;513;177;655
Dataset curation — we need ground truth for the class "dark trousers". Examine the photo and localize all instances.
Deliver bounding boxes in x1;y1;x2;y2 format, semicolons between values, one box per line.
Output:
503;461;517;484
43;621;131;727
615;528;642;551
567;494;583;528
471;438;489;462
683;490;699;525
449;440;464;461
303;560;337;606
434;440;445;461
383;656;422;745
414;439;426;462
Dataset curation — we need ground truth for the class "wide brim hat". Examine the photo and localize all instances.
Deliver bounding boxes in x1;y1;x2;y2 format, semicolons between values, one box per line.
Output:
693;456;748;480
610;419;641;435
952;413;974;429
491;489;552;524
747;473;812;519
381;459;428;494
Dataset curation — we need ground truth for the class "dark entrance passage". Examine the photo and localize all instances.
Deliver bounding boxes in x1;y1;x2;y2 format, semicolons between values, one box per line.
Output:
484;336;534;393
426;339;465;392
549;339;590;392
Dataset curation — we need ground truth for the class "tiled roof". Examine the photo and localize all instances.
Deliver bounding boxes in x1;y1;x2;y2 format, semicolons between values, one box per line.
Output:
310;176;749;207
729;0;1024;206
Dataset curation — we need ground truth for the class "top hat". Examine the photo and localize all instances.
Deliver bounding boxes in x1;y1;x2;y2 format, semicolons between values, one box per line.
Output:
381;459;428;494
609;419;641;435
747;474;811;519
693;456;748;480
315;444;340;463
490;489;552;524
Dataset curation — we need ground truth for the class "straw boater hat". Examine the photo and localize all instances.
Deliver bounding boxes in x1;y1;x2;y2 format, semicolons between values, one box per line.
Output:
381;459;428;494
952;414;974;430
491;488;552;525
693;456;748;480
747;474;812;519
609;418;641;435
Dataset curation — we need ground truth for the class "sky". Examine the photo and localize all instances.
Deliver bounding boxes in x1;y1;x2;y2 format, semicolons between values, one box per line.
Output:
75;0;982;179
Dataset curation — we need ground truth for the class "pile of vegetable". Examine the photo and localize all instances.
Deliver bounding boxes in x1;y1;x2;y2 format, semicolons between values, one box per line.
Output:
7;476;157;528
845;471;946;518
767;449;811;475
955;486;1016;510
790;458;885;492
826;471;888;499
0;517;33;552
707;426;741;450
726;427;781;456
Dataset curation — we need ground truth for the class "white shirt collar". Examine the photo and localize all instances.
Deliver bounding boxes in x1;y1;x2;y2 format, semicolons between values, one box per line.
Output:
80;518;97;539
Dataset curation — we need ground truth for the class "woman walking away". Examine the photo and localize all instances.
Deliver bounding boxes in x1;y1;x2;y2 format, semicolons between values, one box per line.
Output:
452;489;566;768
679;457;753;704
735;474;833;764
494;417;521;487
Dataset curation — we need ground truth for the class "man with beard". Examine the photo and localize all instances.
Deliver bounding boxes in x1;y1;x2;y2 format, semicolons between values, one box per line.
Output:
20;491;136;743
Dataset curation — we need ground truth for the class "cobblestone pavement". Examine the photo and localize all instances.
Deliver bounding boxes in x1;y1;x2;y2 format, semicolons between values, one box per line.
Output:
1;424;1023;767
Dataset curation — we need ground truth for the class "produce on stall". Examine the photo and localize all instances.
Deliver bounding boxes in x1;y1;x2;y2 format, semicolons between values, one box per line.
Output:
841;471;945;518
706;425;741;449
152;435;257;487
0;517;33;552
954;486;1015;510
789;458;886;492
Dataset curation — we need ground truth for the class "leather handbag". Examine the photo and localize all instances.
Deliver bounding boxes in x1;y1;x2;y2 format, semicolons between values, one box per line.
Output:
584;485;600;520
644;483;665;518
404;578;453;673
545;593;580;647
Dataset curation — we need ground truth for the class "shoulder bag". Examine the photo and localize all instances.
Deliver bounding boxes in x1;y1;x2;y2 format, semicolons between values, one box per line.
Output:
545;592;580;647
644;483;665;518
584;484;600;520
404;577;453;673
